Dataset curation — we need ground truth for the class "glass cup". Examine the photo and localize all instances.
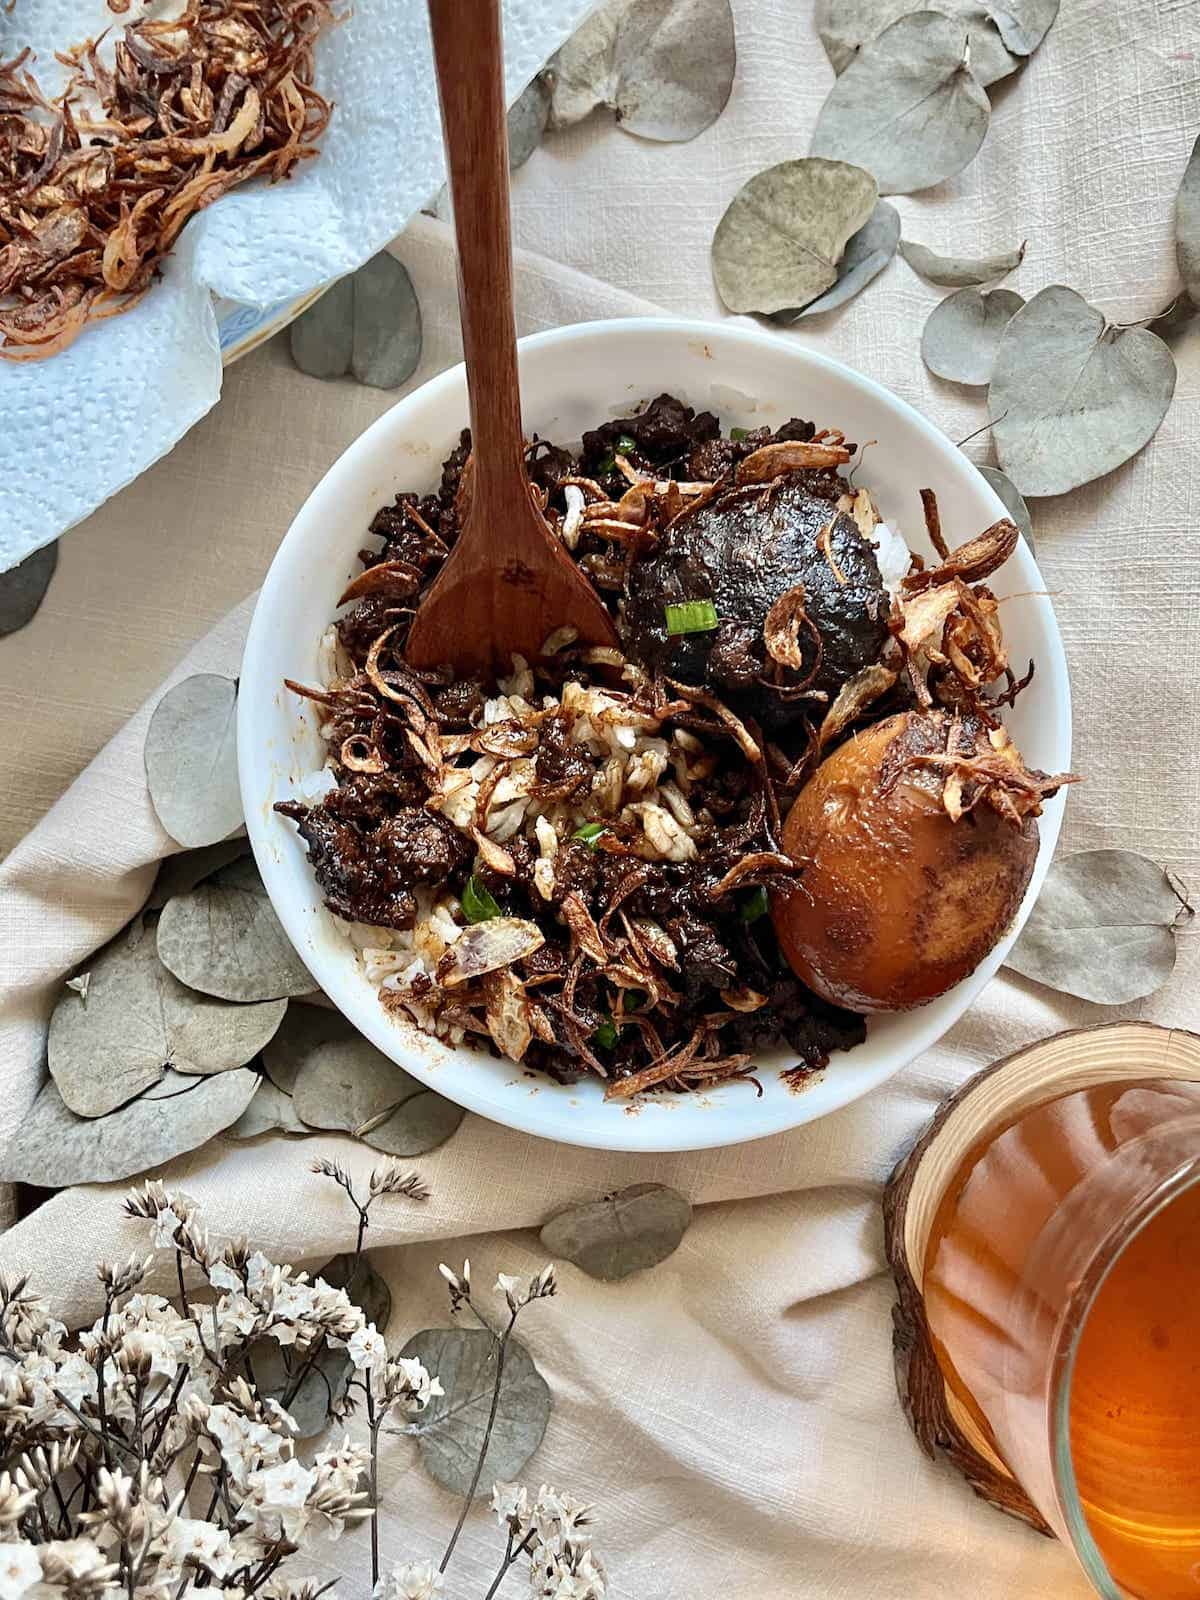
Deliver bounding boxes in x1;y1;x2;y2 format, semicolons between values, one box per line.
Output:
912;1025;1200;1599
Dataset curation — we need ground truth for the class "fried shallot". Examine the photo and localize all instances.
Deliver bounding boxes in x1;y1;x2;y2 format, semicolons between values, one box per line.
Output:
0;1;338;360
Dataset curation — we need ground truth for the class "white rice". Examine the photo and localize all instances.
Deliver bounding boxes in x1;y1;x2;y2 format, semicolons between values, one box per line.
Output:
868;520;913;598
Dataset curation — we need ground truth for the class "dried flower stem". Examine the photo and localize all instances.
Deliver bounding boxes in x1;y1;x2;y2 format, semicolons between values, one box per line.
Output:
365;1386;381;1588
439;1304;519;1573
483;1527;537;1600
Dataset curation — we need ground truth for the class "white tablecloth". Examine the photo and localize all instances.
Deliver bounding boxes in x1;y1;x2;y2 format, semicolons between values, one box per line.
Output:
1;3;1198;1595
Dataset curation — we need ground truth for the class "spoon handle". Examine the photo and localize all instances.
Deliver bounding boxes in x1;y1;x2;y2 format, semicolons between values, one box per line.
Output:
427;0;524;497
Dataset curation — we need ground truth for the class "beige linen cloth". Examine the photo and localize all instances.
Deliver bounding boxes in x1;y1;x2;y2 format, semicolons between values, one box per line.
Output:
2;3;1199;1595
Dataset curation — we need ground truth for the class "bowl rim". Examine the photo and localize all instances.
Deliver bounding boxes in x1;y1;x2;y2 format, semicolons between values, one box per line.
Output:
239;314;1072;1153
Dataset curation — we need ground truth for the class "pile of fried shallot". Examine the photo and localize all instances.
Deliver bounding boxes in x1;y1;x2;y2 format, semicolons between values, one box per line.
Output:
0;0;337;361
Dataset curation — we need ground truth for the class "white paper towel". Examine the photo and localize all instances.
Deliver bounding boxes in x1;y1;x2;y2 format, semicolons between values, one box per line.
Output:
0;0;596;570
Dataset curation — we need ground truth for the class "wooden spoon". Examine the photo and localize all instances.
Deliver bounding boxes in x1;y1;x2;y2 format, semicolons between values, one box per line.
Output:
405;0;620;673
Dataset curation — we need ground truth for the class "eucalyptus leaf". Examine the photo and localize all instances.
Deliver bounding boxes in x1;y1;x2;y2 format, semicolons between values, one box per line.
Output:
0;542;57;636
432;79;553;221
545;0;736;143
233;1255;390;1436
711;158;878;316
1005;850;1191;1004
508;77;552;171
900;237;1026;288
291;1016;464;1155
977;465;1034;552
145;675;243;851
290;254;422;391
810;12;990;196
989;285;1177;497
262;1003;350;1095
401;1328;550;1496
350;253;423;391
0;1069;259;1186
147;840;250;911
922;287;1024;385
783;200;900;320
1176;132;1200;307
540;1183;692;1281
49;931;286;1117
157;857;315;1003
227;1080;310;1140
289;276;353;379
814;0;1019;87
986;0;1058;55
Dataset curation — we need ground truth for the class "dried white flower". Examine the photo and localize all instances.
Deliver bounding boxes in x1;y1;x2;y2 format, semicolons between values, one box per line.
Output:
530;1485;592;1548
313;1437;370;1496
347;1324;387;1374
0;1481;36;1532
495;1272;523;1314
165;1518;234;1578
152;1205;185;1249
496;1266;557;1314
373;1561;444;1600
491;1482;529;1529
0;1543;39;1600
437;1260;470;1314
378;1357;443;1417
242;1460;320;1544
97;1255;153;1299
368;1164;430;1200
36;1537;117;1592
51;1353;97;1411
206;1403;288;1493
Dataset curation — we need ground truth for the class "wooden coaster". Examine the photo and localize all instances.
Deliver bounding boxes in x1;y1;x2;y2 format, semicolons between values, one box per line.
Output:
882;1020;1200;1534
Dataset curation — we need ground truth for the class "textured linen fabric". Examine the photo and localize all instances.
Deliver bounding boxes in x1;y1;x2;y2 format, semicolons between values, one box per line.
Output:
1;3;1198;1595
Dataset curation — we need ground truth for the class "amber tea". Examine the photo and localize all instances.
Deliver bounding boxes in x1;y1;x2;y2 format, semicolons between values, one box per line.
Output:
922;1076;1200;1599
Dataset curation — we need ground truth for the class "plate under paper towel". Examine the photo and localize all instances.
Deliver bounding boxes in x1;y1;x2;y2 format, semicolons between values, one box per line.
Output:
0;0;595;572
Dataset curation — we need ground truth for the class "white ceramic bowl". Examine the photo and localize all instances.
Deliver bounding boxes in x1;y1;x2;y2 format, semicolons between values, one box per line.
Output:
239;317;1071;1153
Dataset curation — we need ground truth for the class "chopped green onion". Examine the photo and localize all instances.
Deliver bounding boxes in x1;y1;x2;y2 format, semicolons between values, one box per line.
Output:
623;990;646;1014
664;599;719;636
462;874;501;924
593;1019;620;1050
730;426;750;441
740;886;770;924
573;821;609;848
615;433;637;456
596;451;616;475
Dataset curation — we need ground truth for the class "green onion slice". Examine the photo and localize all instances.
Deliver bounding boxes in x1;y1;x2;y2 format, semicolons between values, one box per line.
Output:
740;886;770;923
573;821;609;848
615;433;637;455
664;599;719;636
662;601;720;636
593;1019;620;1050
730;426;750;441
462;874;502;924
